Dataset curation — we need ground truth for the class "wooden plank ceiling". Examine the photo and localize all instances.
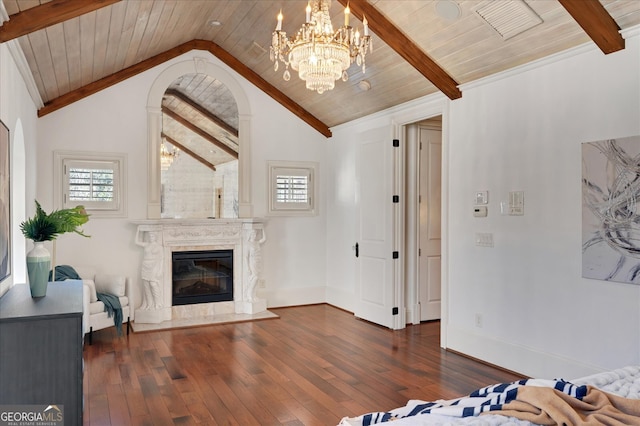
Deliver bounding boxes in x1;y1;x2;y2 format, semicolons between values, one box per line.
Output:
1;0;639;151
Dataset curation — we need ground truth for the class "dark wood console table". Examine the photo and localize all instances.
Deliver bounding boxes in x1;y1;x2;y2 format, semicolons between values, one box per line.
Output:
0;281;83;425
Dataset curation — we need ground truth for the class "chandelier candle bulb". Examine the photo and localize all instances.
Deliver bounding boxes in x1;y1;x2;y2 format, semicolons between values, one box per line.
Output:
345;5;350;27
306;3;311;22
363;16;369;36
276;11;283;31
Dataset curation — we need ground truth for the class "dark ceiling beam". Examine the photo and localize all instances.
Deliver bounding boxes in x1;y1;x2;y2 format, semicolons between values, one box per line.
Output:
37;39;332;138
162;106;239;159
0;0;120;43
161;133;216;172
557;0;624;54
164;89;238;138
337;0;461;100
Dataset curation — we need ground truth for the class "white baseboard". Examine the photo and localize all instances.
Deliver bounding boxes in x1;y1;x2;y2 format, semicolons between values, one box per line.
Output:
407;303;421;324
325;285;355;313
261;285;326;308
446;325;606;380
252;284;353;310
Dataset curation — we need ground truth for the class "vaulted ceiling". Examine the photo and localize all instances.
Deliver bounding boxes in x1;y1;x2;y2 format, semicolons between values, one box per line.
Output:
1;0;639;145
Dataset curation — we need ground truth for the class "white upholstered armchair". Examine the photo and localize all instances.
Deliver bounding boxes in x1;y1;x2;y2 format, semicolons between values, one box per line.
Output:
75;266;134;345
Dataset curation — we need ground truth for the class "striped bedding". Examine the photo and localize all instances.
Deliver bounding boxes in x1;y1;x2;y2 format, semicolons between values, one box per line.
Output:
338;365;640;426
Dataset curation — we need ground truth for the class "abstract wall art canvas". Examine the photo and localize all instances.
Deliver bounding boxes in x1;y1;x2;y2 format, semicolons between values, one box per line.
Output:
0;120;9;283
582;135;640;285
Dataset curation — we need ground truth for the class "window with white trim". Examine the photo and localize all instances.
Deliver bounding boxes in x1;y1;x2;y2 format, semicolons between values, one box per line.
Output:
268;161;318;216
55;151;127;217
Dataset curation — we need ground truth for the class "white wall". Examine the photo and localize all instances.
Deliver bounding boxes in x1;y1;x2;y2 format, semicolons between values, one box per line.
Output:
446;31;640;379
34;49;327;309
0;42;39;296
327;30;640;378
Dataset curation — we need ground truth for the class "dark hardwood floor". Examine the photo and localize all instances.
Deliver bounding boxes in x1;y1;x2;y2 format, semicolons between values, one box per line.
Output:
83;304;525;425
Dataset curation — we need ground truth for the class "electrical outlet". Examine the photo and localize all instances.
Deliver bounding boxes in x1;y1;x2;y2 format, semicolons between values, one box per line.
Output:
475;313;483;328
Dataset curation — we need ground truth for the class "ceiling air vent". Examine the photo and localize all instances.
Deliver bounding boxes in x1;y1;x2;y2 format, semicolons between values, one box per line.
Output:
246;41;267;63
475;0;543;40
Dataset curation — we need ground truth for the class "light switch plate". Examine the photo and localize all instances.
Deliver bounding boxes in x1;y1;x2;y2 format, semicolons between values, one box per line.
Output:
508;191;524;215
475;191;488;205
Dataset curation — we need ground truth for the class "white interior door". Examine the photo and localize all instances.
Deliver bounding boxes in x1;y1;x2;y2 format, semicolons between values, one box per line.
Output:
419;127;442;321
355;127;396;328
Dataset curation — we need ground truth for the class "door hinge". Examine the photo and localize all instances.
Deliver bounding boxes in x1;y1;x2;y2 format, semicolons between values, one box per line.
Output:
418;248;422;256
392;195;399;203
392;251;399;259
392;139;400;147
420;141;423;150
419;195;422;203
392;307;399;315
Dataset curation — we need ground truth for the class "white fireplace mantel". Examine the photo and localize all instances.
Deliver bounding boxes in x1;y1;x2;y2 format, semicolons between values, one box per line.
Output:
133;219;267;324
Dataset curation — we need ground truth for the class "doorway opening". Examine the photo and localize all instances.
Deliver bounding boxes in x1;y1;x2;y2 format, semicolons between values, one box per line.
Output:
351;104;447;340
404;116;443;326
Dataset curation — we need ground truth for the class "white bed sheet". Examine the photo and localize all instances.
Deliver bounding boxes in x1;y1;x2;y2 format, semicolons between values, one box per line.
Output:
338;366;640;426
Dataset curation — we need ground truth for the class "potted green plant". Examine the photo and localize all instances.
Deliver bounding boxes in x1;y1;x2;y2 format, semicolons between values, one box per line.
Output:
20;200;89;297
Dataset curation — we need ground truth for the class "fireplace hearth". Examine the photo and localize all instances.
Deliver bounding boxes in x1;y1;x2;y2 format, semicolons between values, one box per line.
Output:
172;249;233;306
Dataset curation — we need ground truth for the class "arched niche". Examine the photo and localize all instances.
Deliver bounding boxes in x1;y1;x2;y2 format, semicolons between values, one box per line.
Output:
146;57;253;218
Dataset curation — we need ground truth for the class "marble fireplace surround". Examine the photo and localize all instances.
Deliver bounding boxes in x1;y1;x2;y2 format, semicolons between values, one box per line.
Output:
132;219;274;331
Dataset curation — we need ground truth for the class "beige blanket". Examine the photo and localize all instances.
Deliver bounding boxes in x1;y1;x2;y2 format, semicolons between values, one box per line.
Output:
484;385;640;425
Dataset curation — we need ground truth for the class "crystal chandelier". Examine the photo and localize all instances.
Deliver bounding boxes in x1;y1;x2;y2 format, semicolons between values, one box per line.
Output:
160;139;178;171
270;0;372;94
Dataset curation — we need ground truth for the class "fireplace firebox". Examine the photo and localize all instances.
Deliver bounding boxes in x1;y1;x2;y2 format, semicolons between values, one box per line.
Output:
172;250;233;306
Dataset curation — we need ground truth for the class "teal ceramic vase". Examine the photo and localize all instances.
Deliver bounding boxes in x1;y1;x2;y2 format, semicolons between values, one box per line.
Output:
26;241;50;297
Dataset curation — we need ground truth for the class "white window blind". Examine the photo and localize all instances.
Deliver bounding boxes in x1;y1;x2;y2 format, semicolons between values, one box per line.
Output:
55;152;127;217
67;165;115;203
276;174;309;204
268;161;318;216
